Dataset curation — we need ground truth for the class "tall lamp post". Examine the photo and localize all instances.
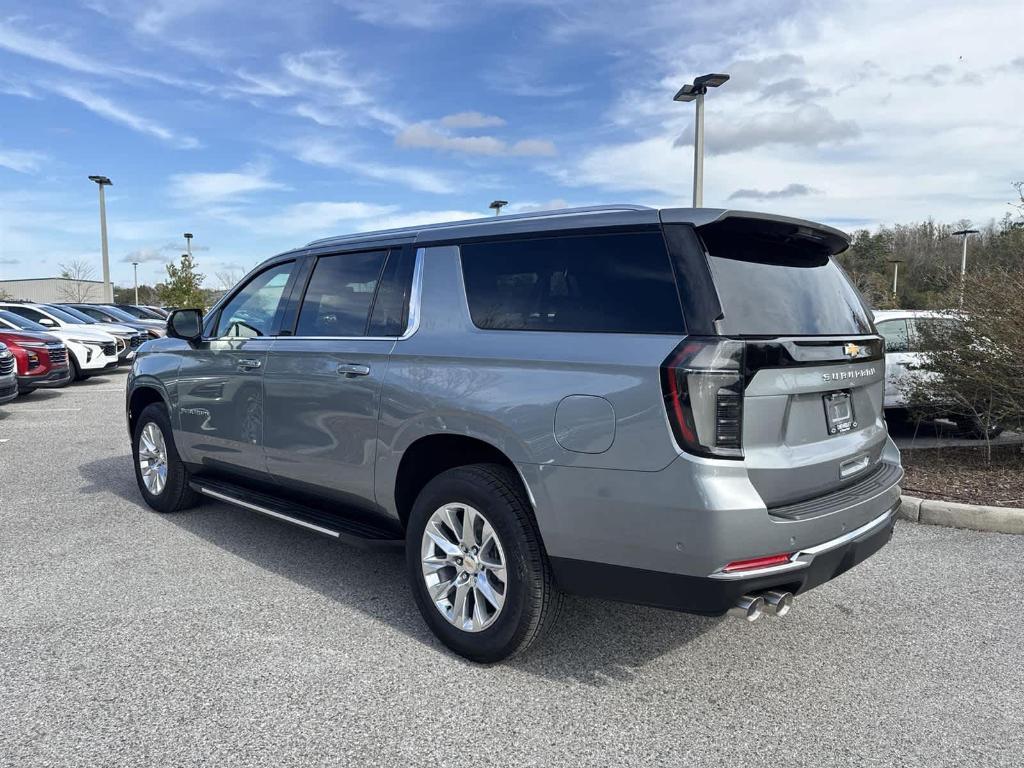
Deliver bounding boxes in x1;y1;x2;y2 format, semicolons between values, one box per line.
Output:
673;73;730;207
951;228;979;309
887;258;905;300
184;232;193;257
489;200;508;216
88;175;113;302
131;261;140;305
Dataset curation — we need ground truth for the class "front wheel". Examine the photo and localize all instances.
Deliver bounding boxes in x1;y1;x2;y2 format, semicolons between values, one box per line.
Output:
132;403;199;513
406;464;562;663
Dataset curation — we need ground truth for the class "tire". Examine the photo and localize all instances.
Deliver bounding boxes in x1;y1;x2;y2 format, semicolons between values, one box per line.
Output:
955;415;1004;440
70;357;87;382
406;463;562;663
132;402;199;513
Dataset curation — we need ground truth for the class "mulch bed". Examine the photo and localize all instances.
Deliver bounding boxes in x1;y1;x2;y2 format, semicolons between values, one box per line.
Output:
901;443;1024;508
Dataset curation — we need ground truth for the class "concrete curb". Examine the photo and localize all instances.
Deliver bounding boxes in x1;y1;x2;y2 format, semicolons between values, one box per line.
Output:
899;495;1024;535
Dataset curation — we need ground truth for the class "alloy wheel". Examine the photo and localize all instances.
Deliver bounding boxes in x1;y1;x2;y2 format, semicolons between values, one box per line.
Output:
420;503;508;632
138;422;169;496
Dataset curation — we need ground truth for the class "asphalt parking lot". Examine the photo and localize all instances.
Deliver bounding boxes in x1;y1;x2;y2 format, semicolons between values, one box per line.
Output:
1;372;1022;767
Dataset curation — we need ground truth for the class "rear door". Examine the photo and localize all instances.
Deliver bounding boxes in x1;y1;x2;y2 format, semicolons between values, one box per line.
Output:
693;218;887;508
263;245;415;508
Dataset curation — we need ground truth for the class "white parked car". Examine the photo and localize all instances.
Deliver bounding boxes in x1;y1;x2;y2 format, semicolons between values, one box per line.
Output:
0;307;119;381
873;309;1001;439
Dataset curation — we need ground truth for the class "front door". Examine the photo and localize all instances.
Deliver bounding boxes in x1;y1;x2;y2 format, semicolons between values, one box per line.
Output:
174;261;296;478
264;246;413;508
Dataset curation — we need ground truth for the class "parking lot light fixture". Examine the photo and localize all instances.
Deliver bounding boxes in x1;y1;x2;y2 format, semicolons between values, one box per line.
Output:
184;232;193;257
489;200;508;216
132;262;140;305
88;175;114;303
887;259;905;299
674;73;730;208
951;228;979;308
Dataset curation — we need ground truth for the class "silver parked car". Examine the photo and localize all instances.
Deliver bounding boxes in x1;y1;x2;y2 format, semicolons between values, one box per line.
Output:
126;205;902;662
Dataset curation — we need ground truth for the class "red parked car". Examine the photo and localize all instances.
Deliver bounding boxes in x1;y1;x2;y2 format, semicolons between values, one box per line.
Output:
0;329;72;394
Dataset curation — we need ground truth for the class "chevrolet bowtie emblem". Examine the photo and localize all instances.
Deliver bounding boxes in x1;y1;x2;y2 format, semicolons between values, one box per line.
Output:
843;343;861;358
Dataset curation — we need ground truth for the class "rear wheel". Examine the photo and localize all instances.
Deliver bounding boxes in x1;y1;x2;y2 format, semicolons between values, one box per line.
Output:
132;403;199;513
406;463;562;663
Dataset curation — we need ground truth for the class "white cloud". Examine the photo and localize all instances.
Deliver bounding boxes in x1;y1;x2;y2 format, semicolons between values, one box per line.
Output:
396;122;556;156
552;0;1024;226
352;209;486;232
289;138;455;194
334;0;465;29
257;202;399;236
168;165;286;206
439;112;506;129
0;148;46;174
51;84;199;148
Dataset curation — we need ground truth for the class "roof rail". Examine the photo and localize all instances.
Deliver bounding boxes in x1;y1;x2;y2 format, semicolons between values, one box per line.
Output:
304;204;653;248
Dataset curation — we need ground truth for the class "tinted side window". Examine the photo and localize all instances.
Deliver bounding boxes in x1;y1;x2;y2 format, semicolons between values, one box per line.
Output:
460;231;684;334
296;250;387;337
6;306;50;324
76;307;109;321
216;262;294;338
876;319;910;353
368;247;415;336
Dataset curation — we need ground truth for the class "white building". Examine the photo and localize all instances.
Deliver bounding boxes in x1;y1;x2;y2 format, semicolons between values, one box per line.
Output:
0;277;106;303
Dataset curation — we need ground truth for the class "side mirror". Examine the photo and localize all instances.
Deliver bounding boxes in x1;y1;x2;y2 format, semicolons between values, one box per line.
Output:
39;317;56;327
167;308;204;343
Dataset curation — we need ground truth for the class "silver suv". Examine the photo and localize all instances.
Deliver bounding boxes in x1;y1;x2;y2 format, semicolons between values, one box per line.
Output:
126;205;902;662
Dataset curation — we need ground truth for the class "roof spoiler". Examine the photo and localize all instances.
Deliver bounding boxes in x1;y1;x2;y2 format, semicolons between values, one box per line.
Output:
660;209;850;256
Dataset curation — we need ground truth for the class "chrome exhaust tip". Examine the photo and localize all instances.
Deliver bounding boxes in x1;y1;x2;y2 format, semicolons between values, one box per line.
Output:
762;590;794;617
727;594;765;622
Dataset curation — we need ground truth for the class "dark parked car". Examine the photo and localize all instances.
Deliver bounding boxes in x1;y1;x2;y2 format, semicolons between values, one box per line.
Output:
0;342;17;404
60;304;166;338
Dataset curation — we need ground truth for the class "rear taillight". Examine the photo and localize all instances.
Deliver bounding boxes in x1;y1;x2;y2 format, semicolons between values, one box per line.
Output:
661;337;745;459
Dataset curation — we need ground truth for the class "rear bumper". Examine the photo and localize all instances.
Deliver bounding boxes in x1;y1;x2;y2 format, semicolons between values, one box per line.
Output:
18;367;72;391
551;502;898;615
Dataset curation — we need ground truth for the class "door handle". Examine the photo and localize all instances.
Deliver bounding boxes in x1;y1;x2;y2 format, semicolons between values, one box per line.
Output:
337;363;370;377
237;358;263;370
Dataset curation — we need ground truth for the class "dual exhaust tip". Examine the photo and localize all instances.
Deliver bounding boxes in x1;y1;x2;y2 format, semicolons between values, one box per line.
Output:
727;590;793;622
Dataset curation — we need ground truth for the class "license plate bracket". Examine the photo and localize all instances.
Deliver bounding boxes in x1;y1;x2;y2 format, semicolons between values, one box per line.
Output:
823;390;855;434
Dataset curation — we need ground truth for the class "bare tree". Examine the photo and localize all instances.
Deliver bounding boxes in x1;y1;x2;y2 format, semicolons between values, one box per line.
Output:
58;259;100;302
215;269;244;291
904;267;1024;459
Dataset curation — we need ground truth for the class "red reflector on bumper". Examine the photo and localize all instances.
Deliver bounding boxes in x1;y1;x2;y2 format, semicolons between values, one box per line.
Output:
722;553;792;573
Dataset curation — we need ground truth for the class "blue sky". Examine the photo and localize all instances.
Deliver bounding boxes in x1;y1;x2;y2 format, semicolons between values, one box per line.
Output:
1;0;1022;288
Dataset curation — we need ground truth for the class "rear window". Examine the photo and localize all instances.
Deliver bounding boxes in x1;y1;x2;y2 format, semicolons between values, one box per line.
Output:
460;231;684;334
704;238;873;336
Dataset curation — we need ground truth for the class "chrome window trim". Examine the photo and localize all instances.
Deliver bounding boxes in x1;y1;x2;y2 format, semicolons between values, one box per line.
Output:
708;503;897;581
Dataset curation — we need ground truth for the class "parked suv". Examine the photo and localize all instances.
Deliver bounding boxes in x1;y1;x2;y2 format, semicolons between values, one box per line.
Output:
0;328;71;393
0;309;119;380
0;342;17;405
127;206;902;662
874;309;1001;439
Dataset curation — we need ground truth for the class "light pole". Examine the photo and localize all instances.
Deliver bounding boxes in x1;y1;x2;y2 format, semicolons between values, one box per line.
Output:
674;73;730;208
887;259;904;299
88;175;113;302
184;232;193;257
951;228;979;308
131;261;140;305
489;200;508;216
